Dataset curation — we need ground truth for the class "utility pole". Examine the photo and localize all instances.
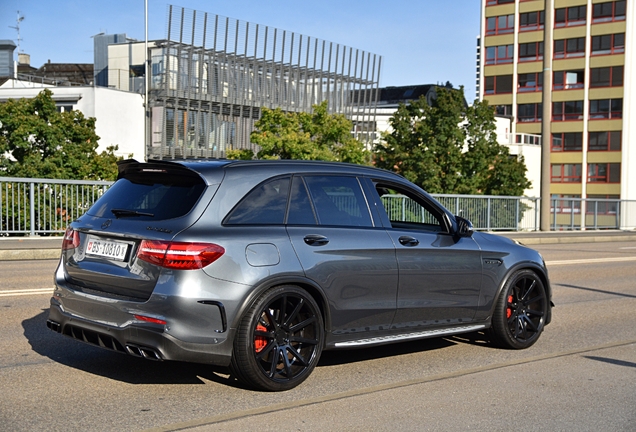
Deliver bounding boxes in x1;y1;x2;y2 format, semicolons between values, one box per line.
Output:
540;0;554;231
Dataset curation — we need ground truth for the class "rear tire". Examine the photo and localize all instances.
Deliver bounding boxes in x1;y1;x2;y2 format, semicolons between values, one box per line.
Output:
230;285;324;391
490;269;548;349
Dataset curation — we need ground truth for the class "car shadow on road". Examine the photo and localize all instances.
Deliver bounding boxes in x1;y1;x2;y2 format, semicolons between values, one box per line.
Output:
22;309;251;390
24;310;492;390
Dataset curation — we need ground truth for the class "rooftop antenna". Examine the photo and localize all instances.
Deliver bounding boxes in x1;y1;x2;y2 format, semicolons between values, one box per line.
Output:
9;11;25;53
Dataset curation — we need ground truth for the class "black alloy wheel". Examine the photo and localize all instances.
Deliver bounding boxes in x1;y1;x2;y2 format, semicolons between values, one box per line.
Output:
231;286;324;391
490;269;548;349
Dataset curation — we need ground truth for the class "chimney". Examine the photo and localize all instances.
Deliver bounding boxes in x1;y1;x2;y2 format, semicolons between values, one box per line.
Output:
18;52;30;65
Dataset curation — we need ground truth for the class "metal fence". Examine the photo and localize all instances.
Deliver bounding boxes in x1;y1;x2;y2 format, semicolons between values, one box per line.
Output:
0;177;112;236
2;177;636;235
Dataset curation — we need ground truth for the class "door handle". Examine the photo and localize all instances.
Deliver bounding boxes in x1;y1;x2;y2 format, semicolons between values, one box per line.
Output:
398;236;419;247
303;234;329;246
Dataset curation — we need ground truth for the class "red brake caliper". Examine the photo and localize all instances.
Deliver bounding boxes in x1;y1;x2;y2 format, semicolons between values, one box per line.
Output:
254;324;268;353
506;295;514;319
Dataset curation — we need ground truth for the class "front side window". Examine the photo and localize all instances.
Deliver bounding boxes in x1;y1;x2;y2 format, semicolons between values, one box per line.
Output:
303;176;373;227
374;184;446;233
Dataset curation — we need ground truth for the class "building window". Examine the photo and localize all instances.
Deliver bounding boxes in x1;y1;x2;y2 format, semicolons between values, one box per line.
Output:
485;75;513;94
519;11;545;31
552;164;582;183
592;1;626;23
517;103;542;122
486;0;515;5
552;101;584;121
553;70;584;90
588;163;621;183
590;66;623;87
485;45;514;65
589;131;622;151
586;195;620;214
518;72;543;92
589;98;623;119
551;133;583;151
495;104;513;116
591;33;625;55
486;15;514;35
554;38;585;58
555;5;587;27
519;42;544;61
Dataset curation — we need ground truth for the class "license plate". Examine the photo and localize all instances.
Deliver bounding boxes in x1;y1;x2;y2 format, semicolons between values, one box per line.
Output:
85;236;129;261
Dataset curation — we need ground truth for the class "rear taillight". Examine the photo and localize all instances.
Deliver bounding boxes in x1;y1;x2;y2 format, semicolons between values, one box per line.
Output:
137;240;225;270
62;228;80;251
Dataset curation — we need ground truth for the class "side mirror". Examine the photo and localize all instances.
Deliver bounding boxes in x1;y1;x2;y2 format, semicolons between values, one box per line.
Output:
455;216;474;238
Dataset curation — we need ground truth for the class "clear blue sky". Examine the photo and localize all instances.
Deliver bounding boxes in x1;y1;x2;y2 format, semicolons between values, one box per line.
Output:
0;0;481;101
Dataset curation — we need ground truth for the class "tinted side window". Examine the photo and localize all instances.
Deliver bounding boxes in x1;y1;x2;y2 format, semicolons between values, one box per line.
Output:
374;184;446;233
225;177;291;225
304;176;372;227
287;176;318;225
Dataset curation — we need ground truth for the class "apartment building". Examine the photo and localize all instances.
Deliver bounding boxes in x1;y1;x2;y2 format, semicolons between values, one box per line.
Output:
479;0;635;204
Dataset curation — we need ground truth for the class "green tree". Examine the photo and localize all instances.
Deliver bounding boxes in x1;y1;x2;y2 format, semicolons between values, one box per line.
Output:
227;101;370;164
0;89;120;180
374;86;530;196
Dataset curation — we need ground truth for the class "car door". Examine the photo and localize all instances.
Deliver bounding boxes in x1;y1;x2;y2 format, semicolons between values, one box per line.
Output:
285;175;398;337
367;179;483;330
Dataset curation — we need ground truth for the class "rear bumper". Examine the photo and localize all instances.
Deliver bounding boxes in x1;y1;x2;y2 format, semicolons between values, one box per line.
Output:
47;299;235;366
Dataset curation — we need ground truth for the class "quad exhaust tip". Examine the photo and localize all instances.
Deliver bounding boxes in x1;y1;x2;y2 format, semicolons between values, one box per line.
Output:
125;344;162;361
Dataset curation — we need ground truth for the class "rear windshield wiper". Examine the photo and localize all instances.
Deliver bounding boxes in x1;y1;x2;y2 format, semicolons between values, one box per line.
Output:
111;208;155;218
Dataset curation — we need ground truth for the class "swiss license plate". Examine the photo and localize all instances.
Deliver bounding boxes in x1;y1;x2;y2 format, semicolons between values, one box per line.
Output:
85;236;129;261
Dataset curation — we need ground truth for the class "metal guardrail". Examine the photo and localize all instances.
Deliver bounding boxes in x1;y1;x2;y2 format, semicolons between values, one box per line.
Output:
0;177;112;236
2;177;635;235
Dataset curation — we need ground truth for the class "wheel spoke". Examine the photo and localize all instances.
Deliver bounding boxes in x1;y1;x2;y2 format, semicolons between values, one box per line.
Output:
282;348;293;378
265;308;279;331
287;345;309;367
290;336;318;345
524;295;544;306
283;298;304;328
267;347;281;377
255;340;276;359
522;315;538;332
521;279;536;302
526;308;544;317
290;316;316;333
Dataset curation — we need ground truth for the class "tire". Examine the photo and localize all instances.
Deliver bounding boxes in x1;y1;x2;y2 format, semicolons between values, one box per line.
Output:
230;285;324;391
490;269;548;349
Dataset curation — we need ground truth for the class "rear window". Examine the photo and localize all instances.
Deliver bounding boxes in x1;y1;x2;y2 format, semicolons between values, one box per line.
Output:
87;171;206;221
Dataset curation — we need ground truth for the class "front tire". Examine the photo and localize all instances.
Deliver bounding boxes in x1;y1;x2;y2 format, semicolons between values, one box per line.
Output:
230;285;324;391
490;269;548;349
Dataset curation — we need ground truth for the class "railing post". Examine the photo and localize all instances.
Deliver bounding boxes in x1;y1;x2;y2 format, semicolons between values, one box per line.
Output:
487;197;491;231
594;201;598;230
534;198;539;231
553;198;557;230
516;198;520;231
30;182;36;236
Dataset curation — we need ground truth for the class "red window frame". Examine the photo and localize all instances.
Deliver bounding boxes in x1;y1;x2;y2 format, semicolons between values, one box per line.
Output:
486;15;514;35
591;33;625;55
519;11;545;31
588;163;621;183
485;45;514;65
517;103;542;123
592;1;626;23
553;70;584;90
484;75;513;95
551;132;583;152
554;38;585;58
551;164;582;183
552;101;584;121
555;6;587;27
519;42;544;62
589;99;623;119
590;66;624;88
517;72;543;92
588;131;622;151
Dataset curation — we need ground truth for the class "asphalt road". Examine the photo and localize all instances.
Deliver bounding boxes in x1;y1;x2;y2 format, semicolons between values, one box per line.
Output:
1;241;635;431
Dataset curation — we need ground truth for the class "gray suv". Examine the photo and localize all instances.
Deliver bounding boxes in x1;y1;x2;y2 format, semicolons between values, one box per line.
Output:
47;159;552;391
